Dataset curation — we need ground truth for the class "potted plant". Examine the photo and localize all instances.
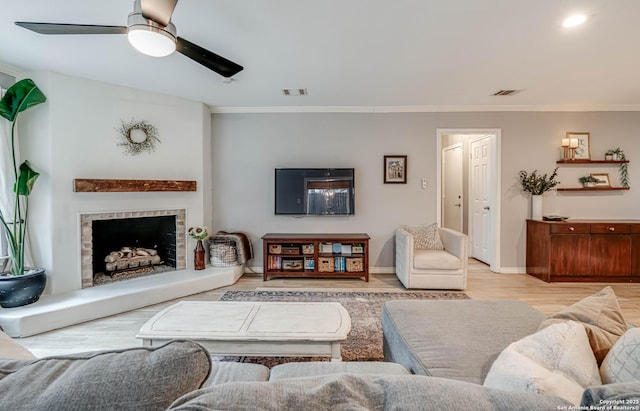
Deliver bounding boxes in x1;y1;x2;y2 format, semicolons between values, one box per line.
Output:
0;78;47;308
605;150;614;161
518;167;560;220
578;175;599;188
611;148;629;188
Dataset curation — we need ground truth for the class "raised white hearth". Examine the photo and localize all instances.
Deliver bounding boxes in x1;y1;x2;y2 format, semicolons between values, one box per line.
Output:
0;266;243;337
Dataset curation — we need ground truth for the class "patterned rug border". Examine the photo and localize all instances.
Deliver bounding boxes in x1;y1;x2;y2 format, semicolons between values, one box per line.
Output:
217;289;469;366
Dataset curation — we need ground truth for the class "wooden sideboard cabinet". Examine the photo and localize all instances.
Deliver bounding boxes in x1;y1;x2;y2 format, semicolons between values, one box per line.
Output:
526;219;640;282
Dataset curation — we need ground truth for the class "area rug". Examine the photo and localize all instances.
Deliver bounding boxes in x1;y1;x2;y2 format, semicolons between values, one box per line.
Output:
216;290;469;366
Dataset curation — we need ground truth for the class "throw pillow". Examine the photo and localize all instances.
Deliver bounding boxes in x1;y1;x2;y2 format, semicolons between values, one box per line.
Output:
401;223;444;250
538;286;627;364
600;327;640;384
0;340;211;411
483;321;602;405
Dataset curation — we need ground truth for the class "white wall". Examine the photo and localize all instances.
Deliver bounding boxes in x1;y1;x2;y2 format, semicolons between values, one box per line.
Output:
20;72;209;294
211;111;640;272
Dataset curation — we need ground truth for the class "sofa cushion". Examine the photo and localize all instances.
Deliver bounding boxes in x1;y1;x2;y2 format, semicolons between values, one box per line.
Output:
538;286;627;364
169;374;572;410
400;223;444;250
0;340;211;411
269;361;410;380
484;321;602;405
600;327;640;384
413;249;461;270
382;300;545;384
203;362;269;386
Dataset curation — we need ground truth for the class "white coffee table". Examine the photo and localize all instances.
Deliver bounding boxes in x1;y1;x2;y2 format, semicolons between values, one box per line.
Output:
136;301;351;361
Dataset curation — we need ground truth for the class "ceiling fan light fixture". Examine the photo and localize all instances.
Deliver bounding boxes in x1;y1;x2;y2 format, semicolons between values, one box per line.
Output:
127;12;176;57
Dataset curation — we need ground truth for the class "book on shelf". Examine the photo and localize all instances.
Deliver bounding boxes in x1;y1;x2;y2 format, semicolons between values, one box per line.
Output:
304;257;315;270
320;243;333;254
268;255;282;270
334;256;346;272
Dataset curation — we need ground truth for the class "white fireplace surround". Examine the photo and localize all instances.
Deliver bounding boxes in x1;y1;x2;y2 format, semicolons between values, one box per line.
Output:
80;209;187;288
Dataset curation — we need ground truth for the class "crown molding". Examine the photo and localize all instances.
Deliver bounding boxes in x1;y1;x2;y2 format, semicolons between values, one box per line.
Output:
209;104;640;114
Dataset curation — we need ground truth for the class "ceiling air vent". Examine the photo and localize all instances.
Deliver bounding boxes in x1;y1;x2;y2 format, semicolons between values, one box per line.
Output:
491;89;524;96
283;88;308;96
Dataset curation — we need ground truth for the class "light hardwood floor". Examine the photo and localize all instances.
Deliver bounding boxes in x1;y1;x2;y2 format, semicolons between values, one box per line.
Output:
17;259;640;357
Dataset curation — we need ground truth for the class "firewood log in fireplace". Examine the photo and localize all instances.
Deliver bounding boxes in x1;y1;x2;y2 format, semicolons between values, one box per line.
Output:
104;247;162;272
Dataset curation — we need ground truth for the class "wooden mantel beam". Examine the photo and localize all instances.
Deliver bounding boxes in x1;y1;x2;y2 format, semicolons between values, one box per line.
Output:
73;179;197;193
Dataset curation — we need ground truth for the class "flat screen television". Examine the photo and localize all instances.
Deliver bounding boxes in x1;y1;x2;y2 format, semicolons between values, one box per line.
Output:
275;168;355;215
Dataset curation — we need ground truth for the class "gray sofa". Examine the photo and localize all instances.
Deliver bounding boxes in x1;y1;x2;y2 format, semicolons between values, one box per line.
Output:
1;298;638;410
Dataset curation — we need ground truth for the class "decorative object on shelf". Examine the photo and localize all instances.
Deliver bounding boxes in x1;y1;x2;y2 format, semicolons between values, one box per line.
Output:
605;150;614;161
591;173;611;187
384;155;407;184
609;148;629;188
578;175;599;188
519;167;559;220
561;137;571;160
0;78;48;307
117;118;160;155
187;226;208;270
566;132;590;160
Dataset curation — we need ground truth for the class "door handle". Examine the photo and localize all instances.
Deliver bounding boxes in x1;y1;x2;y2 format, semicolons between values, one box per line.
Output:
483;206;490;210
454;203;461;207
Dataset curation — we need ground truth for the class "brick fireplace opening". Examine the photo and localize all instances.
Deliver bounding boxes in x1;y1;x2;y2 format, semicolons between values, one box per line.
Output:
80;209;186;288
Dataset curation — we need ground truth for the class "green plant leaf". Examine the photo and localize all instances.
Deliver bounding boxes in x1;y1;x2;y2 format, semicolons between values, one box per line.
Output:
0;78;47;122
15;161;40;196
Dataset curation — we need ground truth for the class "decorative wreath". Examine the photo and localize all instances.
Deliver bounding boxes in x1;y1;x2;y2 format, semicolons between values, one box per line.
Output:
117;119;160;155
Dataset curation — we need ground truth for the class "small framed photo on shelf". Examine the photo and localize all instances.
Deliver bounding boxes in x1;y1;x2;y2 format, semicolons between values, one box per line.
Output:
566;132;590;160
591;173;611;187
384;155;407;184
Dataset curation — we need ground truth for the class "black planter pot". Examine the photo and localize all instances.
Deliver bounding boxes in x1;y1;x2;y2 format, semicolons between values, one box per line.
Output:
0;268;47;308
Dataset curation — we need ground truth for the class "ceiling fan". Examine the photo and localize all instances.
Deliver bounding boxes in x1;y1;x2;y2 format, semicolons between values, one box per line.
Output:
14;0;243;78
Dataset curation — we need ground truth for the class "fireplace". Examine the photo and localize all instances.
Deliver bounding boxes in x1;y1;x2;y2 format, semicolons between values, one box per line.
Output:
80;209;186;288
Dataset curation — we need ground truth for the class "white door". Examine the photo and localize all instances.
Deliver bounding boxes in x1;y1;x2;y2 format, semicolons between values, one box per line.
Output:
469;136;494;264
442;144;463;232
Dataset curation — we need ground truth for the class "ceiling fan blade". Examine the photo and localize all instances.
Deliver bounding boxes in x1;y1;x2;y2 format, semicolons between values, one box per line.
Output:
176;37;243;78
15;22;127;35
141;0;178;27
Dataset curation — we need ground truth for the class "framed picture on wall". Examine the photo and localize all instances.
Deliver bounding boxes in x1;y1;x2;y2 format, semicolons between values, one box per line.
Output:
384;155;407;184
591;173;611;187
567;132;591;160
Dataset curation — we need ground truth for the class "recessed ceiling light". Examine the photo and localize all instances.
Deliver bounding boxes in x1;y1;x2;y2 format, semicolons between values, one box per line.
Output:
563;14;587;28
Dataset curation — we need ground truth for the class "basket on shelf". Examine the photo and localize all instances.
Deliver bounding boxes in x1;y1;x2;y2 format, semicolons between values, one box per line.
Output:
318;257;334;272
208;238;238;267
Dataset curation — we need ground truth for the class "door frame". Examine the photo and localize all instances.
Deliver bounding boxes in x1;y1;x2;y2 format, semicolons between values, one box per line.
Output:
436;128;502;272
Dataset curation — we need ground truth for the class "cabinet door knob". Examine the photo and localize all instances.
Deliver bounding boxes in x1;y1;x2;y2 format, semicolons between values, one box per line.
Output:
568;226;575;231
608;226;615;231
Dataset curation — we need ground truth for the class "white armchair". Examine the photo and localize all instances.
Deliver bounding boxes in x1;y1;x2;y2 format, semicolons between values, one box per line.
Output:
395;227;468;290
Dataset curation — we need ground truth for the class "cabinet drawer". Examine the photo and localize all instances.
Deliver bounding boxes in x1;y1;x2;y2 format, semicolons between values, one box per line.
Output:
550;223;590;234
590;223;630;234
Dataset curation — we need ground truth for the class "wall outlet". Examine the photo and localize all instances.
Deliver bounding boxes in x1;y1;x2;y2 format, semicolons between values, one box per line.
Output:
421;178;427;189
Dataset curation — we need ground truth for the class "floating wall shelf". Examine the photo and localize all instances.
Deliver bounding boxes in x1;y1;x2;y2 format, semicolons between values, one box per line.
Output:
73;179;197;192
556;160;629;164
557;187;630;192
